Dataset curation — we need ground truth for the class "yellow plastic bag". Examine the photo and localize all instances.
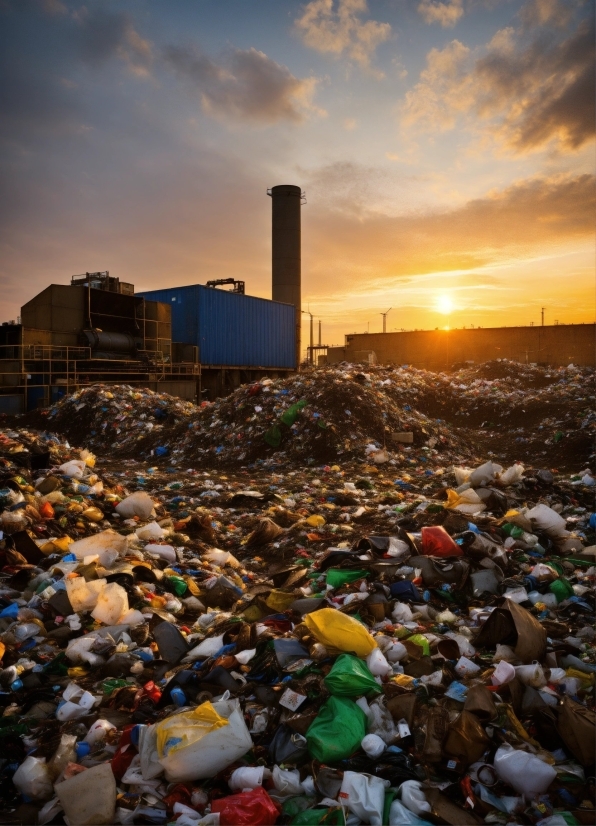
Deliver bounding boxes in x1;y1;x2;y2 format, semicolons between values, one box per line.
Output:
266;590;296;611
306;515;326;528
445;488;486;515
156;702;228;759
304;608;377;657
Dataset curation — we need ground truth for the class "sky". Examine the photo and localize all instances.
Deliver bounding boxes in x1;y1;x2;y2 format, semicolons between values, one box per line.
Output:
0;0;594;353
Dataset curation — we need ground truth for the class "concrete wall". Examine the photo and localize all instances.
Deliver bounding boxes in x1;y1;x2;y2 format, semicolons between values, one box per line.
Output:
328;324;596;369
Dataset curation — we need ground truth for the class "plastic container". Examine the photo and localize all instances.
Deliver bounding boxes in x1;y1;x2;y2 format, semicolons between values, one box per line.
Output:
515;662;547;688
55;762;117;825
493;744;557;795
12;756;53;801
491;660;516;686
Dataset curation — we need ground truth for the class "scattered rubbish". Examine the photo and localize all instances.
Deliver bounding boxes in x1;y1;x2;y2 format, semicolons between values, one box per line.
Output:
0;362;594;824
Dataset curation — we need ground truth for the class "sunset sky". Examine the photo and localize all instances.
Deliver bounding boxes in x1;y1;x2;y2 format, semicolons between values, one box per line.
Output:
0;0;594;353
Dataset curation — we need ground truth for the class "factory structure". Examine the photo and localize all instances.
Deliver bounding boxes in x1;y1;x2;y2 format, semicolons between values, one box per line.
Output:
0;185;304;413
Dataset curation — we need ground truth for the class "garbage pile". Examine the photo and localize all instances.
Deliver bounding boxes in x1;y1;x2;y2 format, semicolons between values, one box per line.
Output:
32;385;196;459
0;435;594;826
28;361;595;471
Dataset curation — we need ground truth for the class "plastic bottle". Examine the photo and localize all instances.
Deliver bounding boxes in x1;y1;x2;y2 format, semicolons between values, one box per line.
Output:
170;687;187;707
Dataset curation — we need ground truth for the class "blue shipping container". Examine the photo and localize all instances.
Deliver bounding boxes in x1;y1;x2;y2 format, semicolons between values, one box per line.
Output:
137;285;296;369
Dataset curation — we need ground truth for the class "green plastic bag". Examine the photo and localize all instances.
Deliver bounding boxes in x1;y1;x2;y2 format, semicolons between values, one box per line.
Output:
264;425;282;447
325;569;369;588
306;696;366;762
291;808;345;825
281;399;307;427
324;653;382;698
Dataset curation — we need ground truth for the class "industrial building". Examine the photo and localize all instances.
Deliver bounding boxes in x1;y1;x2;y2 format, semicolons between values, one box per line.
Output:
327;324;596;370
0;185;303;412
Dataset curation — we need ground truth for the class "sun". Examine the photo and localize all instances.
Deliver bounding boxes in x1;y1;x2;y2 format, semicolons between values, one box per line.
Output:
436;295;453;315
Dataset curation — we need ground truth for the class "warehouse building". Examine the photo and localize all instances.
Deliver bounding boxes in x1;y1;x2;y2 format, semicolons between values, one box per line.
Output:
0;185;303;413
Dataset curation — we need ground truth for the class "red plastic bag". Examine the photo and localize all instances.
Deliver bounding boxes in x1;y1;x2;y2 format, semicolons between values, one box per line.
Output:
421;526;462;557
111;725;137;781
211;787;280;826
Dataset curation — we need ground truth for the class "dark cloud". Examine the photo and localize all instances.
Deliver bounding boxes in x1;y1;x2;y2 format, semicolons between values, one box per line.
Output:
75;7;152;71
403;11;595;153
163;44;323;124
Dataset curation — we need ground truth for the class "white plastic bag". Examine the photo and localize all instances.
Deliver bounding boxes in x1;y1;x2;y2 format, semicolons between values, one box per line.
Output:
468;460;503;488
493;744;557;795
367;648;392;677
58;459;87;479
116;491;155;519
144;543;177;562
272;765;303;796
66;577;107;613
497;464;524;486
156;699;253;782
339;771;389;826
526;504;568;538
389;799;434;826
12;756;53;801
399;781;431;816
183;633;226;662
361;733;386;758
229;765;267;791
69;530;127;566
91;582;129;625
136;522;165;540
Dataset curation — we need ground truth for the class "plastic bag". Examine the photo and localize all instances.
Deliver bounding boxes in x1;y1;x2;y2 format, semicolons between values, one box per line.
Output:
497;463;524;486
366;648;392;677
91;582;129;625
69;529;127;566
156;699;252;781
339;771;389;826
399;781;431;816
211;786;280;826
445;488;486;515
304;608;377;657
389;800;434;826
58;459;87;478
115;491;155;519
467;460;503;487
229;766;267;791
136;521;165;540
420;526;462;557
12;756;53;801
306;696;367;762
324;653;382;698
361;733;385;758
493;744;557;795
525;504;568;538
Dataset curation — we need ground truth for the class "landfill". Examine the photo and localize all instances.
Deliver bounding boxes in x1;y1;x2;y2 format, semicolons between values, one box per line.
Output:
0;360;594;826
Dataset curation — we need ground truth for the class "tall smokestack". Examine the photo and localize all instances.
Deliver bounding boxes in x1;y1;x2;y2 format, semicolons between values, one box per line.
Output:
268;184;302;366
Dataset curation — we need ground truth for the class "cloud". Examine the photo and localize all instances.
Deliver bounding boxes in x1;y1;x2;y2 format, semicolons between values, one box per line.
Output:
520;0;574;29
303;173;596;295
295;0;391;72
401;13;595;153
164;44;324;124
417;0;464;28
75;7;152;75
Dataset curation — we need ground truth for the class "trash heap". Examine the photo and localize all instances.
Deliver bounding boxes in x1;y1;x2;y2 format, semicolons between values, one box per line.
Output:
28;361;595;472
32;385;197;458
0;434;594;826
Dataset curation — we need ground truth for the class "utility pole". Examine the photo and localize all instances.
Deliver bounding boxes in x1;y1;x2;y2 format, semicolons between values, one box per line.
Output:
301;310;314;365
380;308;392;333
318;319;321;347
541;307;545;326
